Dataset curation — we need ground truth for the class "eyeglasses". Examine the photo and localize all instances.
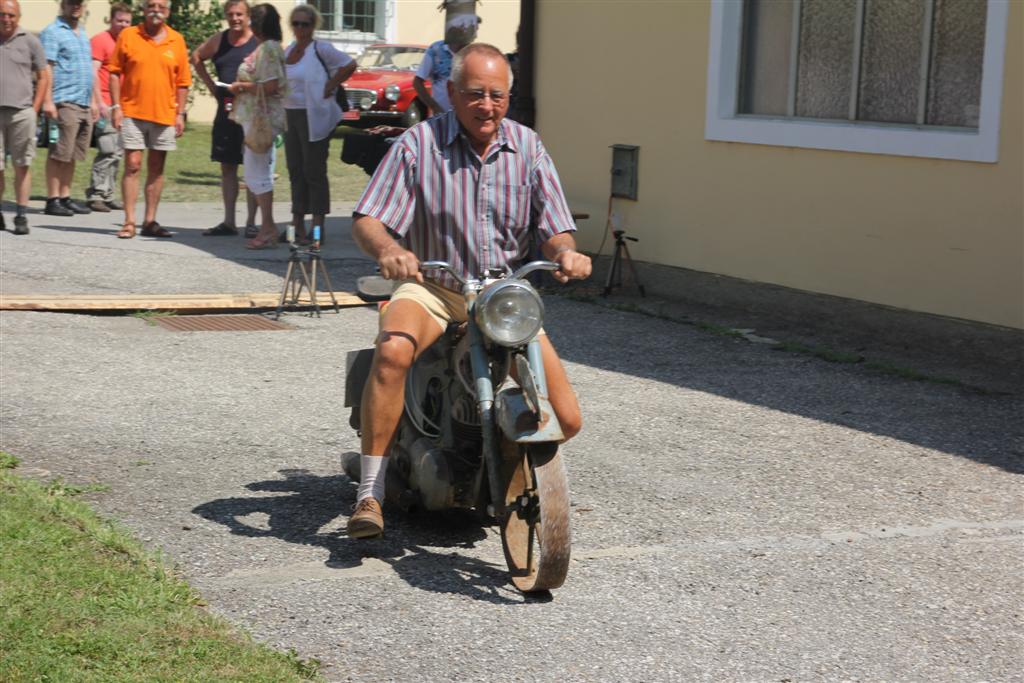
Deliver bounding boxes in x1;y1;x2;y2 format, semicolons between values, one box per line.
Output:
457;88;507;104
291;20;312;27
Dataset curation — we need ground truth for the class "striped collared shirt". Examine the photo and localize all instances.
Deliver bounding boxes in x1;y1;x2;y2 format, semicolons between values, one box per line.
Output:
40;16;93;106
354;110;577;291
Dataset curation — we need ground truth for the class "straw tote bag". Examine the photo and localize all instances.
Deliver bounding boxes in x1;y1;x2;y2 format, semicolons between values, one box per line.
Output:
244;84;274;153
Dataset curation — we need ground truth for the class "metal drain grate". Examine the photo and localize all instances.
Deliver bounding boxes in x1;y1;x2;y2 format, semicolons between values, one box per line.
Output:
152;314;292;332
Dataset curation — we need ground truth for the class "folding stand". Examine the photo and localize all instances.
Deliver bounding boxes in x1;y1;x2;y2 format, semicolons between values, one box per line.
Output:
275;245;340;319
602;230;646;297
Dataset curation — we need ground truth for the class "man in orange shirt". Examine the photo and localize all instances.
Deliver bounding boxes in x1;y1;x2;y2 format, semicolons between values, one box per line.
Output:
108;0;190;238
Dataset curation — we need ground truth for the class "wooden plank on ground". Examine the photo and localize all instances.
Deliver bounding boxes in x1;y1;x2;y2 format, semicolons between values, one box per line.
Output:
0;291;368;312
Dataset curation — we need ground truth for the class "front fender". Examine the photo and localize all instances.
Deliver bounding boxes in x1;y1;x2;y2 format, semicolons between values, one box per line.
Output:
495;387;564;443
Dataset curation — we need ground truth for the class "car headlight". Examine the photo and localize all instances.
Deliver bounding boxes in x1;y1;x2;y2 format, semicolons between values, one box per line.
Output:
384;84;401;102
475;280;544;347
359;95;375;111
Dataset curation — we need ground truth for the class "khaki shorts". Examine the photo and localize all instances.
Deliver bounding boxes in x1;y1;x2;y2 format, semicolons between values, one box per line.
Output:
0;106;37;170
388;279;468;332
120;116;176;151
387;278;546;337
49;103;93;162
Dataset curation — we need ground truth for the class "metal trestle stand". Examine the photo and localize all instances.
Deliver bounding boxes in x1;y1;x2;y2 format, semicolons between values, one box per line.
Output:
275;242;340;319
602;229;646;297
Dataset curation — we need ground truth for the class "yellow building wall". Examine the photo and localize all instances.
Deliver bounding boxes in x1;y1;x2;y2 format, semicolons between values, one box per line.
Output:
394;0;518;52
536;2;1023;329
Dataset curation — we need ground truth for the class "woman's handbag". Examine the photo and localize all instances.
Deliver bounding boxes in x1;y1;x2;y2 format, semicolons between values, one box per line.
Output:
314;41;350;111
244;84;274;153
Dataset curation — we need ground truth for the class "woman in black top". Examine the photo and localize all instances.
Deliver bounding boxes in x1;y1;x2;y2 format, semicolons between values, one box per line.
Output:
192;0;260;236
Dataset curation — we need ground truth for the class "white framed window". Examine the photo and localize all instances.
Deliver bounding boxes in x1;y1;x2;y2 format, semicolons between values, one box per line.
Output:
323;0;373;33
705;0;1009;162
308;0;395;52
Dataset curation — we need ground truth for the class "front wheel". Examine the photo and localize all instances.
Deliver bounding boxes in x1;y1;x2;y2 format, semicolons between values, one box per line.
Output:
500;443;571;592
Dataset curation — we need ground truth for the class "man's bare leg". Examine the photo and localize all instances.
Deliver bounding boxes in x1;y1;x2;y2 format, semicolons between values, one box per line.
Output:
360;299;445;456
14;165;31;206
536;335;583;441
121;149;144;229
221;162;239;227
2;163;35;208
142;150;167;225
45;157;75;198
349;299;444;538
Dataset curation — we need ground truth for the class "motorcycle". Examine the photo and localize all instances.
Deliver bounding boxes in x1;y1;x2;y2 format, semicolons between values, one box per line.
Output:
344;260;572;592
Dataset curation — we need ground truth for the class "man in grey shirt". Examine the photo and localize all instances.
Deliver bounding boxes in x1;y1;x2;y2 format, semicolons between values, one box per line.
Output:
0;0;54;235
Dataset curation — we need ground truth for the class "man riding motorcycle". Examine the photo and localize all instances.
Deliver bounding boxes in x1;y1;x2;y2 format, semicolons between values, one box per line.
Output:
349;42;591;538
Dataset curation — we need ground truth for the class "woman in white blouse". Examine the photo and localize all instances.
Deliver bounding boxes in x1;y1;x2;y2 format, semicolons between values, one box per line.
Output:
282;4;355;245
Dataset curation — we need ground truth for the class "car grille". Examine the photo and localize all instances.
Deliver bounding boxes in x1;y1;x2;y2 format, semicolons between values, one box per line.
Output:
346;88;378;109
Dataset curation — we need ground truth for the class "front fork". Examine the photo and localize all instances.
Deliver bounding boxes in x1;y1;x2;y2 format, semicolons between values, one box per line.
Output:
465;294;549;520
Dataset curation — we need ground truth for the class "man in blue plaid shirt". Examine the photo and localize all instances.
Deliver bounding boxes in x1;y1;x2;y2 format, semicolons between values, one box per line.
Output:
40;0;96;216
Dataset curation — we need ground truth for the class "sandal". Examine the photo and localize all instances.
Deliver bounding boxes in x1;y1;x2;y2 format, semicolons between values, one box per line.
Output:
117;222;136;239
245;236;277;250
244;224;259;238
141;221;173;238
203;223;239;236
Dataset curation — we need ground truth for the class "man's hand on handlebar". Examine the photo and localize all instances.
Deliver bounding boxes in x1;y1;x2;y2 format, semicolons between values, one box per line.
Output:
378;243;423;282
552;249;592;284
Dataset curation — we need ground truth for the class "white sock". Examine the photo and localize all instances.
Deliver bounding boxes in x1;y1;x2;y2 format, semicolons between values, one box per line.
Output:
357;454;389;502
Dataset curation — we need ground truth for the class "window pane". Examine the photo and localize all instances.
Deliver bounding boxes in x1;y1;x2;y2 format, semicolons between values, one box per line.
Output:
343;0;376;33
739;0;794;116
858;0;925;124
927;0;984;127
795;0;856;119
314;0;336;32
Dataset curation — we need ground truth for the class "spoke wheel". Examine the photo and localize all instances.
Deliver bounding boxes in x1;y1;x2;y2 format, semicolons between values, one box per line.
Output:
500;444;571;592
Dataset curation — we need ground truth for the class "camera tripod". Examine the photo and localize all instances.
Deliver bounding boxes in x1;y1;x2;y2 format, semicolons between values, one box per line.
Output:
275;244;340;319
602;230;646;297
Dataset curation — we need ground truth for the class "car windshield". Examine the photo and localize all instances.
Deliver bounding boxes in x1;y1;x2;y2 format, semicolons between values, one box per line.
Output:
358;46;424;71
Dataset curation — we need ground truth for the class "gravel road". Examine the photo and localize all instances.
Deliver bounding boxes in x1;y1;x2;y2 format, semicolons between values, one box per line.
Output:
2;205;1021;682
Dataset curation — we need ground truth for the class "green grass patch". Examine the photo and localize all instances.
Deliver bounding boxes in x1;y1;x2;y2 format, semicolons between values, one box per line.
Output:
773;341;864;364
694;321;746;339
29;124;372;204
0;458;322;682
130;310;178;325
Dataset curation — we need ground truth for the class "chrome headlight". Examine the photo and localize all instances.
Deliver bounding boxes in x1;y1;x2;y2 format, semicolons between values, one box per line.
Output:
359;96;375;111
475;280;544;347
384;84;401;102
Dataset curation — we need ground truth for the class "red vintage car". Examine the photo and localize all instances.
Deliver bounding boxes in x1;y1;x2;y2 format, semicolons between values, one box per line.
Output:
342;43;430;128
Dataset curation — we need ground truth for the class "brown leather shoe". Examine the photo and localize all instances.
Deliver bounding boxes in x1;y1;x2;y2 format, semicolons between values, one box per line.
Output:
347;498;383;538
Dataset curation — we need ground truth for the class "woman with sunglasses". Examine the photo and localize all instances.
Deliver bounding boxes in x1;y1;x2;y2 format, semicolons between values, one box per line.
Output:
282;4;355;245
226;3;288;249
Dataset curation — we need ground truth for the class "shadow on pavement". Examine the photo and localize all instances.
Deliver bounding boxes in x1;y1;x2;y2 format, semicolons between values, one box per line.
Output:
192;467;543;604
539;295;1023;475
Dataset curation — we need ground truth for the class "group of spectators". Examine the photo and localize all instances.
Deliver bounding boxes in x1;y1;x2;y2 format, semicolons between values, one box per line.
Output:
0;0;363;248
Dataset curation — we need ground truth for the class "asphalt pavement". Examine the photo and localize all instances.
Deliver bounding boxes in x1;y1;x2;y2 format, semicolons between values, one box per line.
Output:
1;202;1021;682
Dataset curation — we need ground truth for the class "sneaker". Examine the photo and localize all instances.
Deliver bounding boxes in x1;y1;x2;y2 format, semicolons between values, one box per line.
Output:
88;200;111;212
105;199;124;210
44;198;74;217
13;215;29;235
61;197;92;214
347;498;384;538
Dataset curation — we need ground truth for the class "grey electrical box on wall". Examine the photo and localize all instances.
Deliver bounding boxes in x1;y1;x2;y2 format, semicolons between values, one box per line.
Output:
610;144;639;200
